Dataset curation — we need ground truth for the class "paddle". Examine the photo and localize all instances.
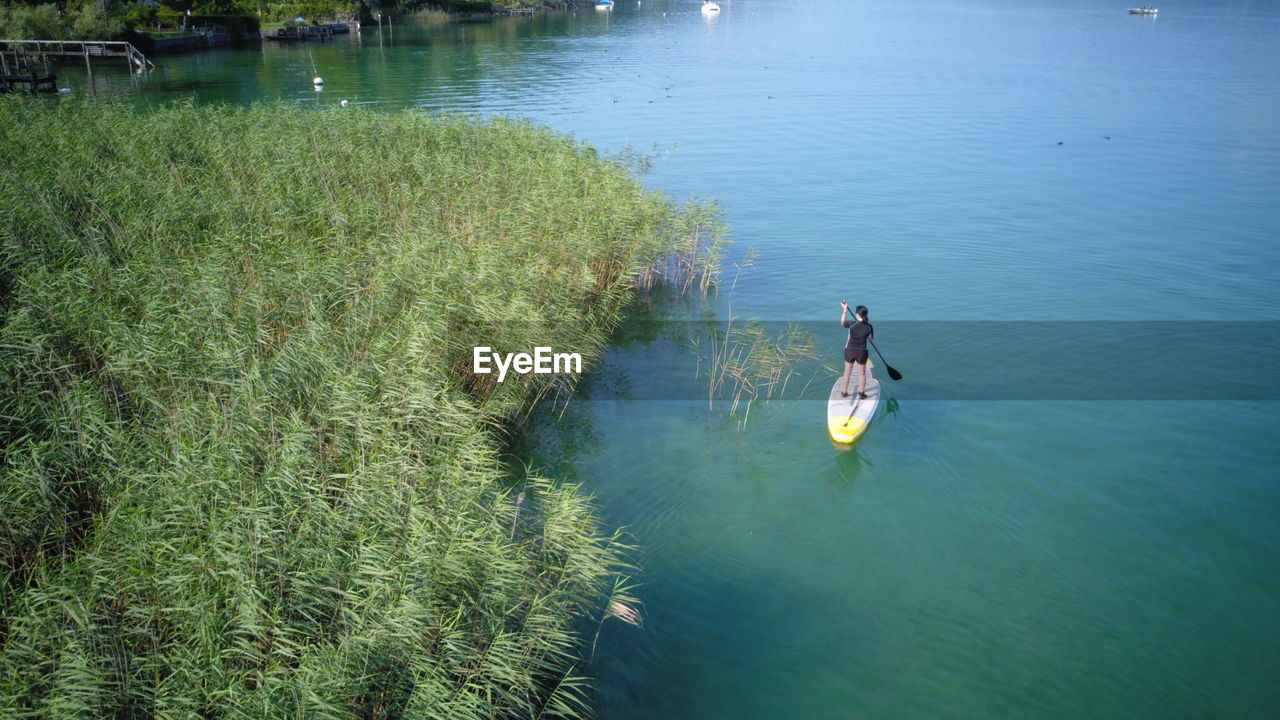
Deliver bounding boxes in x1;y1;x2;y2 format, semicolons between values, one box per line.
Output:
868;339;902;381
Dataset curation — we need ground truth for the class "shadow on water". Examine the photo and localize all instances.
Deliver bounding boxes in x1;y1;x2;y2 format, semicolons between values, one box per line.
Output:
883;395;901;418
501;289;709;477
500;395;601;486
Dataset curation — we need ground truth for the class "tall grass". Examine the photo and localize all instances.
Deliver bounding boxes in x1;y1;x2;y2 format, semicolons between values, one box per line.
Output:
0;97;715;716
409;7;453;21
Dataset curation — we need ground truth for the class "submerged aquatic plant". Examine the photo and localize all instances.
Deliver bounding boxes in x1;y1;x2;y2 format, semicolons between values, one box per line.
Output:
0;97;715;717
698;319;828;429
633;198;727;296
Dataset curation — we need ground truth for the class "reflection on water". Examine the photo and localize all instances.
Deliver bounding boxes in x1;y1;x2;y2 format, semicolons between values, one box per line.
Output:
829;443;869;487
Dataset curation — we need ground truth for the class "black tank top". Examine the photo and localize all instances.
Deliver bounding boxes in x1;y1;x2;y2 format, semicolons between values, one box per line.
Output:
843;320;873;349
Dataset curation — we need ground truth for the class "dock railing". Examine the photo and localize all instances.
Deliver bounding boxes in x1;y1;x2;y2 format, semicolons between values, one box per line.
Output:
0;39;154;70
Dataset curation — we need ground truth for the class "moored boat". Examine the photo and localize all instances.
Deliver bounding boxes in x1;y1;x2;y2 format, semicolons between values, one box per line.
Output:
1128;7;1158;14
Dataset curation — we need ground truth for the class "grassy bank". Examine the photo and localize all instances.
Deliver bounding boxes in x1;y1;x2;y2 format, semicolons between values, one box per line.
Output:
0;98;721;716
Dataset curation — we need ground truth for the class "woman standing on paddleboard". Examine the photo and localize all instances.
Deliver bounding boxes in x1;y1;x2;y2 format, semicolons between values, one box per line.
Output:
840;302;874;399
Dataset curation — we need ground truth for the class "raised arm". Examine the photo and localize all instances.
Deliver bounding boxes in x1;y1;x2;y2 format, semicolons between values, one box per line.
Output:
839;301;849;325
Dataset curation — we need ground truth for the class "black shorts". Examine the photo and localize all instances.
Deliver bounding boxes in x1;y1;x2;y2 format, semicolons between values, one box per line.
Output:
844;347;868;365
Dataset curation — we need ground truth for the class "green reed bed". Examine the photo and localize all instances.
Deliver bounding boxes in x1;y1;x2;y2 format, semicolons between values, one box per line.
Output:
0;98;720;717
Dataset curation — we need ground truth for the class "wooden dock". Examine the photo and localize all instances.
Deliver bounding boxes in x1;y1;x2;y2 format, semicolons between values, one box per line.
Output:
0;65;57;94
261;23;351;41
495;3;577;15
0;39;153;70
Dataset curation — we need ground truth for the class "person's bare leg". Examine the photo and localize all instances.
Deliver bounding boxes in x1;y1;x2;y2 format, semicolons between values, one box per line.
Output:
841;361;854;395
856;362;867;396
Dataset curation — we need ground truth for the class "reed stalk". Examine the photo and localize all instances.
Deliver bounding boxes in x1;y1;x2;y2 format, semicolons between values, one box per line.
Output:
0;97;713;717
698;319;828;430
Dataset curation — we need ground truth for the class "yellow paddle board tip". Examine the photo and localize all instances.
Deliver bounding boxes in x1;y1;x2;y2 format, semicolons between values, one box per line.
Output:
828;415;868;444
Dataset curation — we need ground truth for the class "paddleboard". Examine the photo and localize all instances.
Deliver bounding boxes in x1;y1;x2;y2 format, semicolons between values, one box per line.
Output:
827;361;880;444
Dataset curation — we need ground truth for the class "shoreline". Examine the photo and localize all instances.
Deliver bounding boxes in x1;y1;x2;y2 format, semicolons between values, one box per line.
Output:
0;3;585;61
140;4;579;55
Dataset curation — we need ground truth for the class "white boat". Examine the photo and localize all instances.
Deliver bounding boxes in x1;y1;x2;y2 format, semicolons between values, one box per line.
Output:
596;0;614;8
702;1;720;13
1128;7;1158;14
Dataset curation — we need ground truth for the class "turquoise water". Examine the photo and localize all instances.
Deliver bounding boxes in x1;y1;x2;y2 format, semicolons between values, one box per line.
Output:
69;1;1280;716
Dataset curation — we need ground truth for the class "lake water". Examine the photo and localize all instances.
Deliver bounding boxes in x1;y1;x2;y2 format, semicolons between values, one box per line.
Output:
68;1;1280;717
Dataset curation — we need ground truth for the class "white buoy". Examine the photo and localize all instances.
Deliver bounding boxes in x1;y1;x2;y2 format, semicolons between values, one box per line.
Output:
339;99;349;107
313;76;323;85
